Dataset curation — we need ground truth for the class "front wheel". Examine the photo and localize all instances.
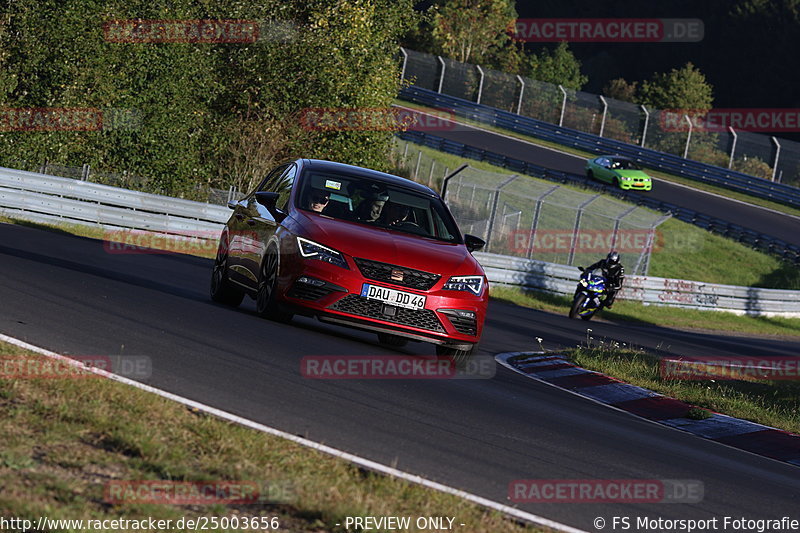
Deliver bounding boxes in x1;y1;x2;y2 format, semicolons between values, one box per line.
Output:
586;169;594;180
569;293;595;320
256;246;293;323
436;343;476;368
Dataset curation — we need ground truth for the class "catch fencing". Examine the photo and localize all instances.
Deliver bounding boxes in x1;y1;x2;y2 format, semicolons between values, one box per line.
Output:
477;252;800;318
400;47;800;190
393;138;670;276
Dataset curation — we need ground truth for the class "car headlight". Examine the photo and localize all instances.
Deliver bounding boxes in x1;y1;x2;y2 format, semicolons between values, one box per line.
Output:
296;237;348;269
442;275;484;295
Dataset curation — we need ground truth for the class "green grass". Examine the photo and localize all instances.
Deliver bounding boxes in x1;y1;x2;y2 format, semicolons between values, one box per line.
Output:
396;99;800;219
538;345;800;434
0;341;542;532
491;285;800;338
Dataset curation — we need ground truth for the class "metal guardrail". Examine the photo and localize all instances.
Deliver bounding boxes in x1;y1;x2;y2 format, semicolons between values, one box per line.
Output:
476;252;800;318
400;86;800;210
398;130;800;265
2;165;795;316
0;166;229;237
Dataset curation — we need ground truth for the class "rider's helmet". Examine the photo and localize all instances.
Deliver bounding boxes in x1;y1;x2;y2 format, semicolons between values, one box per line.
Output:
606;251;620;264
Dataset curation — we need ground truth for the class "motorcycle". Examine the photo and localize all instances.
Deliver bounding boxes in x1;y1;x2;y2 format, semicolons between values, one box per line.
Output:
569;267;608;321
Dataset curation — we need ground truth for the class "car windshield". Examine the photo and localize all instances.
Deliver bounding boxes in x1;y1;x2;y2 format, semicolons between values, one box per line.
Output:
610;159;641;170
296;172;462;243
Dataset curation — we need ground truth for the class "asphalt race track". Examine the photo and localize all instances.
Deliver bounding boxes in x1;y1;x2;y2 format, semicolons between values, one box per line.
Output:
400;107;800;247
2;223;799;532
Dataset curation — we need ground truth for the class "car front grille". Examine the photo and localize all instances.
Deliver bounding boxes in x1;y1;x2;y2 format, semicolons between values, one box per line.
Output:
353;258;440;291
328;295;445;333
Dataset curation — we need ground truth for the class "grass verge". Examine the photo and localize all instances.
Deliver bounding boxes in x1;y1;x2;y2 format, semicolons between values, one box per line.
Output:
0;340;541;532
395;99;800;219
491;286;800;338
546;344;800;435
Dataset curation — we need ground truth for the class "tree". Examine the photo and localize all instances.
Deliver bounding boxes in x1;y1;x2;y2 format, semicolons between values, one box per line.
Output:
428;0;519;66
603;78;638;103
638;62;714;111
526;42;587;90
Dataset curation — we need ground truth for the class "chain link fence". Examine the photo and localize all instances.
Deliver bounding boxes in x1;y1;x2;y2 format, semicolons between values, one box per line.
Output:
400;48;800;187
392;139;669;275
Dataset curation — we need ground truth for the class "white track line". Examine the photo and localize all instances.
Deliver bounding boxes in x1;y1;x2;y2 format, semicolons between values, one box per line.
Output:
0;332;588;533
394;104;800;221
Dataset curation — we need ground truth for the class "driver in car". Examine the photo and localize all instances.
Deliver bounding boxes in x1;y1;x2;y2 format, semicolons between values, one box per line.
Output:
384;202;411;226
356;192;389;222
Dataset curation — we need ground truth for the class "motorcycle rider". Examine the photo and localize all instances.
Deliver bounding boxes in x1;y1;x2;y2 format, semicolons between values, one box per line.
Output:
581;251;625;309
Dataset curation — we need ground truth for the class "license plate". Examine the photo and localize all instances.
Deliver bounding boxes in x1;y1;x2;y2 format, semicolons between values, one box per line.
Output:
360;284;426;310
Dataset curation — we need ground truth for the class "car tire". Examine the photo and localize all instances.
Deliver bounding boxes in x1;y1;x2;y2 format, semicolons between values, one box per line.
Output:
586;170;594;180
614;176;622;189
436;343;476;368
256;245;293;323
377;332;409;347
210;241;244;307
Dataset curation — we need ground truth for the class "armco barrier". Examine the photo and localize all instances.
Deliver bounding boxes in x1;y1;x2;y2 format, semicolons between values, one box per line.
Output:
398;130;800;265
2;165;795;317
400;86;800;210
476;252;800;318
0;166;229;237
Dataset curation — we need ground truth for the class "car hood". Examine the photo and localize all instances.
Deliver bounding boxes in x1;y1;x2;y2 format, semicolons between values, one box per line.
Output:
293;212;482;276
614;170;651;179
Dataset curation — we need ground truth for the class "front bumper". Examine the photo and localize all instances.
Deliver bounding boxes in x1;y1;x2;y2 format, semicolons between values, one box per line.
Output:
619;180;652;191
277;255;486;346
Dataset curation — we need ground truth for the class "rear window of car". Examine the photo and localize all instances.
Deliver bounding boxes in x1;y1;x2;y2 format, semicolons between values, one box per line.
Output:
296;172;462;243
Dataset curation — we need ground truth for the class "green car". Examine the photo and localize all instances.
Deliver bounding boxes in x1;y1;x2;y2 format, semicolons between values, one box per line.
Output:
585;156;653;191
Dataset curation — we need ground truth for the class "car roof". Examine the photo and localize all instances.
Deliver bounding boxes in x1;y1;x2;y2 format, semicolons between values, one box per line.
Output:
299;159;437;197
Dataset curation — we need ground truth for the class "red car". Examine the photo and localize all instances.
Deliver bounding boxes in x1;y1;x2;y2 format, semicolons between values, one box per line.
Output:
210;159;488;358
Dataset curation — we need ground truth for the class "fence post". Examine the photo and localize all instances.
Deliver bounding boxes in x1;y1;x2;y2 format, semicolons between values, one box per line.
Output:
436;56;446;93
640;105;650;147
682;115;692;159
526;185;559;259
40;160;49;175
428;160;436;188
485;174;519;252
81;163;90;181
414;150;422;180
610;205;638;250
598;95;608;137
567;194;601;265
516;75;525;115
772;136;781;182
558;85;567;127
439;163;469;200
476;65;484;104
728;127;737;169
399;47;408;83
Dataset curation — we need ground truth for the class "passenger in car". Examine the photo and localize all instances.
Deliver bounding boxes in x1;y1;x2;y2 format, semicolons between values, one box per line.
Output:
355;192;389;222
306;190;330;213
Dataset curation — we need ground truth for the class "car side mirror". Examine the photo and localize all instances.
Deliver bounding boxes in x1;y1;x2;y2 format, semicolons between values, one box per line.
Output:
227;200;238;210
255;192;287;222
464;234;485;253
